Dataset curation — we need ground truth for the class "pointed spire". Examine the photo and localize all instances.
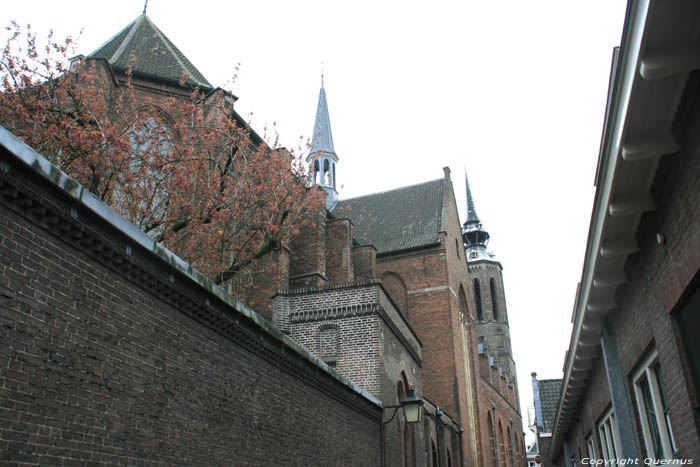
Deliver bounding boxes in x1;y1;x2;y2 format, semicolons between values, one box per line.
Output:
143;0;148;15
464;168;480;227
462;168;490;253
307;77;339;210
309;76;335;156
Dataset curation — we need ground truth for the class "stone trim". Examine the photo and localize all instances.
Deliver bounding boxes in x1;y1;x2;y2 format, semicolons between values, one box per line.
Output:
408;284;457;297
276;278;382;297
290;303;380;323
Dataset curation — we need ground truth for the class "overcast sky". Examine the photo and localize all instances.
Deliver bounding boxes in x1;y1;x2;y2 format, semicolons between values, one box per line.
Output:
5;0;628;440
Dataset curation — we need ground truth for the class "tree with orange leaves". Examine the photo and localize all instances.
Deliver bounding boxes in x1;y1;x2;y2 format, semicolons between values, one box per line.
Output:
0;22;324;288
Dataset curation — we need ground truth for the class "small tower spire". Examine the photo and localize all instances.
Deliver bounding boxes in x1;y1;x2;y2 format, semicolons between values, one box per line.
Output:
143;0;148;15
465;167;480;227
462;168;490;256
307;76;339;210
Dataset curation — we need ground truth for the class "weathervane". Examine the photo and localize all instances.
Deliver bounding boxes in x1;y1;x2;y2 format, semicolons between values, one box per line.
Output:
321;61;325;87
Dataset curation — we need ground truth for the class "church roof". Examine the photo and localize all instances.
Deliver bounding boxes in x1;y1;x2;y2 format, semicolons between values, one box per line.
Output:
89;14;212;89
309;79;335;157
334;178;444;255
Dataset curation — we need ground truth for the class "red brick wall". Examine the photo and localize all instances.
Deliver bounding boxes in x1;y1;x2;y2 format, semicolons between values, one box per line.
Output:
376;176;484;467
0;146;382;465
289;208;327;287
353;244;376;281
326;218;354;283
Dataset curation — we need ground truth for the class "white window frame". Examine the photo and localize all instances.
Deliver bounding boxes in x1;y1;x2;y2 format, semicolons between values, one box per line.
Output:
597;406;621;460
586;433;597;461
632;349;676;460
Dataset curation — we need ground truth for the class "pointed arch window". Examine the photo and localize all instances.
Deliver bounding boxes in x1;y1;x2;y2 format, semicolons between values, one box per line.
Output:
490;278;499;321
474;279;483;321
313;159;320;184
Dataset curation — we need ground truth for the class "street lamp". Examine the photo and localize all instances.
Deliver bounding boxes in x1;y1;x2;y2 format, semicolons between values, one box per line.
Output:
384;387;424;425
382;386;424;466
400;387;424;423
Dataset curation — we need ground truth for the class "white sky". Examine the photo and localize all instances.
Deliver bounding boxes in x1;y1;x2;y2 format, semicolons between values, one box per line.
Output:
5;0;628;441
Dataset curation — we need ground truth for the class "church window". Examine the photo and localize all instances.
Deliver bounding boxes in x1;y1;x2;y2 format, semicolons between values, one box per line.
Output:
490;278;499;321
474;279;483;321
455;239;460;258
313;159;319;184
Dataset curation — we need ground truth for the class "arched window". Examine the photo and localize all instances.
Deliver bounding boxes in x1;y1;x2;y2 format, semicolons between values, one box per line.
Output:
488;412;498;467
474;279;483;321
506;426;513;467
313;159;319;184
498;421;506;467
323;158;330;185
490;278;499;321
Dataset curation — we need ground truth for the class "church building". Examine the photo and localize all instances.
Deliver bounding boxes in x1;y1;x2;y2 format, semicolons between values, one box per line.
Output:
0;11;527;466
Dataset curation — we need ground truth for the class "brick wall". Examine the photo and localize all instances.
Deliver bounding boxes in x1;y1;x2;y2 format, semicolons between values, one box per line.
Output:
274;281;422;400
325;218;354;283
0;136;382;465
353;244;376;281
289;208;328;288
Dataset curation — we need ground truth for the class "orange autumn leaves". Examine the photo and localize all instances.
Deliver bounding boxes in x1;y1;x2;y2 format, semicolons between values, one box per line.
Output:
1;22;324;288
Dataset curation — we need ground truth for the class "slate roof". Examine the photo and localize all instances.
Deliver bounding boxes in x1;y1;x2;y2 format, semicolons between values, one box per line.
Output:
89;15;212;89
333;178;445;255
539;379;562;433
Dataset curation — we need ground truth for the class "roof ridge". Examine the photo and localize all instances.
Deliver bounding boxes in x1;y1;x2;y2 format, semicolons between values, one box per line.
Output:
110;15;143;63
88;16;137;60
144;16;206;87
339;177;443;203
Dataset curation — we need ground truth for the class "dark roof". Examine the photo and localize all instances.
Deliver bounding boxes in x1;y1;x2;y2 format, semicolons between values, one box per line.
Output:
539;379;562;433
333;178;445;255
89;15;212;89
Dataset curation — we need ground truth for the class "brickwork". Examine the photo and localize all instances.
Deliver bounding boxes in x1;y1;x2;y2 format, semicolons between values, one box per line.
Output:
0;140;382;465
240;246;290;321
325;218;354;283
273;281;422;399
353;244;376;281
375;174;486;467
289;208;327;288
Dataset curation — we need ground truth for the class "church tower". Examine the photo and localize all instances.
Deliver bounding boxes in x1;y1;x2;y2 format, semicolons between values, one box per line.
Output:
462;170;516;378
462;171;523;465
307;77;339;210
